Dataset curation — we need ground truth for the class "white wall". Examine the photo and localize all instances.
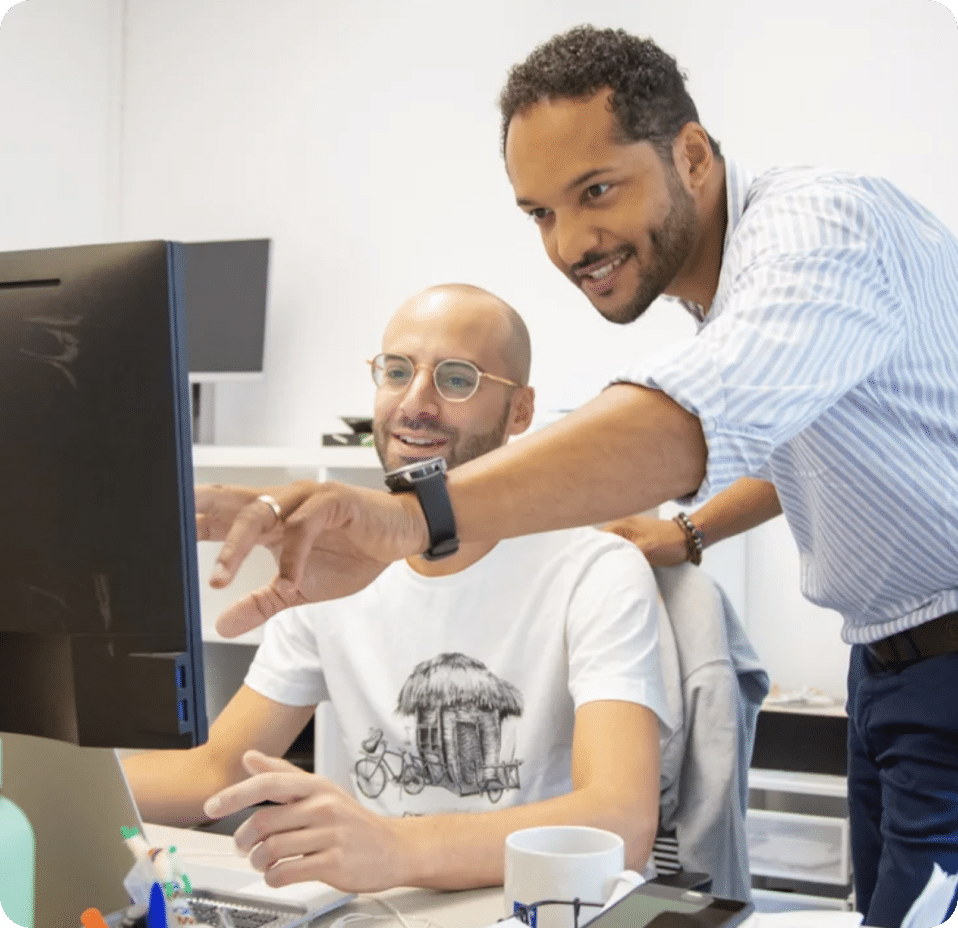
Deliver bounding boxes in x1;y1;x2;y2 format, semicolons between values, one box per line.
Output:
2;0;957;700
0;0;122;249
115;0;958;447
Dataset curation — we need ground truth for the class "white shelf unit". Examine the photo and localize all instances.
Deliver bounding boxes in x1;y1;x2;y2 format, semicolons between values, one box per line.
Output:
747;767;854;912
191;444;382;738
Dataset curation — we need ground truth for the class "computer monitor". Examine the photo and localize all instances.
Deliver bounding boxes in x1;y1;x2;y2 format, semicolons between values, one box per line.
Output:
0;240;209;750
184;238;270;382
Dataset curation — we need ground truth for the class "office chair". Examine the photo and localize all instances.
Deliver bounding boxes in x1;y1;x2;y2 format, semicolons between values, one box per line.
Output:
650;563;770;902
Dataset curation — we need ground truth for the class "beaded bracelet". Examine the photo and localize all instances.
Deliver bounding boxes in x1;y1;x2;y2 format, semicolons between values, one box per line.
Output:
673;511;704;565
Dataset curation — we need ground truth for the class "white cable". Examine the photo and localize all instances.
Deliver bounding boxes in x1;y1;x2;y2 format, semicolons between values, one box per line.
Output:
328;895;451;928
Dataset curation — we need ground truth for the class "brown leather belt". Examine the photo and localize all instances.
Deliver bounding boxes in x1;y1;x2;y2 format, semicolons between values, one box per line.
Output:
866;611;958;671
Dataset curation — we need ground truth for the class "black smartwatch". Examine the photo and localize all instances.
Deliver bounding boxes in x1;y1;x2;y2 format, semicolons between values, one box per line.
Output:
385;458;459;561
384;456;459;561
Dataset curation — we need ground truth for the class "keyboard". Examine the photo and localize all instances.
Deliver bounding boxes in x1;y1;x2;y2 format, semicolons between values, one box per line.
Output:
181;890;307;927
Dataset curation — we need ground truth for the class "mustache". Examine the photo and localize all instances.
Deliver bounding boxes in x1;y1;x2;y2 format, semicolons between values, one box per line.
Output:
392;414;456;437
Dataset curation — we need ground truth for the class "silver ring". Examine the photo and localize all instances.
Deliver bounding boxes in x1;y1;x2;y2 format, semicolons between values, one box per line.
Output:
255;494;283;524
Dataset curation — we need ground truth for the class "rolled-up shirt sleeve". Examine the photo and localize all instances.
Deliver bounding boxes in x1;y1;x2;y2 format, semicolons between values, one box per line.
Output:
612;179;905;504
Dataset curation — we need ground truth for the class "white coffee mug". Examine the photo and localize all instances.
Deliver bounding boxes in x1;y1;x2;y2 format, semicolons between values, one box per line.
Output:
504;826;625;928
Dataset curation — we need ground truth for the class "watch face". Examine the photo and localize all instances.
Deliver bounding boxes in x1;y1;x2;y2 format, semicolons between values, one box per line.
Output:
384;456;446;492
384;456;446;487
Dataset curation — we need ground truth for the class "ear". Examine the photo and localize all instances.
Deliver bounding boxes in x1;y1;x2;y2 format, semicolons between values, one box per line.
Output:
672;122;715;192
506;386;536;437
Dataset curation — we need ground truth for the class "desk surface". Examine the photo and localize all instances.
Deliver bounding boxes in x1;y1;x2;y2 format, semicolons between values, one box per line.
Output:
145;824;862;928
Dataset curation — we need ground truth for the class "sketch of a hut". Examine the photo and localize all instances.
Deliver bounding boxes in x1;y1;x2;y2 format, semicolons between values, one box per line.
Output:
396;652;523;794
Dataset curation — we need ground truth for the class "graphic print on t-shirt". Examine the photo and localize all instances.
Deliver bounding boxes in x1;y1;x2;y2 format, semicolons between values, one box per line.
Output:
354;652;524;804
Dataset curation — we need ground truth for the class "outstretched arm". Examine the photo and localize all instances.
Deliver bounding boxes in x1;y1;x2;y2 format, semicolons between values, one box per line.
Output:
199;384;706;636
202;700;660;893
604;478;782;566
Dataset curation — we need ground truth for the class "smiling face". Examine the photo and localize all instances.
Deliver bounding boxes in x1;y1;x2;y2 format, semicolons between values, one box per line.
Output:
506;90;699;325
372;286;534;474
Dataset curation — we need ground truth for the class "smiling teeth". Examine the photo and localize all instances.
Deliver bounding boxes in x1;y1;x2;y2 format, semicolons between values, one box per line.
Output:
401;436;439;445
587;254;627;280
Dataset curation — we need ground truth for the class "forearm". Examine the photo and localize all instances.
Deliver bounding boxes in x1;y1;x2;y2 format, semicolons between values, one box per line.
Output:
123;747;236;828
447;384;707;543
392;780;658;891
688;477;781;548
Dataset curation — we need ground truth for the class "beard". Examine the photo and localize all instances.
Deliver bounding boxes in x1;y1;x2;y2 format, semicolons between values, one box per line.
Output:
593;168;698;326
374;404;513;473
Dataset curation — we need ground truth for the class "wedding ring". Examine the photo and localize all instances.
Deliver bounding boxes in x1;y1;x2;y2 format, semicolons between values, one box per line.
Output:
255;494;283;524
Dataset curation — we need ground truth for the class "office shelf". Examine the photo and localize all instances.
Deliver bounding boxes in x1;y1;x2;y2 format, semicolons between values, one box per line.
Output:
749;768;848;799
747;808;850;886
747;766;853;911
192;443;380;471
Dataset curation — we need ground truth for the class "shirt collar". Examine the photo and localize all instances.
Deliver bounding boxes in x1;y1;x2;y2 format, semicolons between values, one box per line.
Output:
668;157;755;325
723;157;754;252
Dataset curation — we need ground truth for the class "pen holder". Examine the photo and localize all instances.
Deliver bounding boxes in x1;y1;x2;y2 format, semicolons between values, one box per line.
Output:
122;858;192;926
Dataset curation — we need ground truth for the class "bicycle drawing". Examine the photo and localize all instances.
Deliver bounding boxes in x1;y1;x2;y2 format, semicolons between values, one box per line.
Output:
354;728;427;799
355;652;526;804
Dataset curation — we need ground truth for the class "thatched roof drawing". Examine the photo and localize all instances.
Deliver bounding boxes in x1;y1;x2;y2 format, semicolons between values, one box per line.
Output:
396;652;523;717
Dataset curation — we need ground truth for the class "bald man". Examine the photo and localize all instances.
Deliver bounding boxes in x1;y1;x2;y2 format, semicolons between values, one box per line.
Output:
126;284;668;893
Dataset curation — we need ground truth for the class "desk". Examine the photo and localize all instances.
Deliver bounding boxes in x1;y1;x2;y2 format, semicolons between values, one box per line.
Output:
144;825;863;928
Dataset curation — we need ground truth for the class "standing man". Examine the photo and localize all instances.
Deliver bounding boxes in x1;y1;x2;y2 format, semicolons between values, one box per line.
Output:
199;26;958;927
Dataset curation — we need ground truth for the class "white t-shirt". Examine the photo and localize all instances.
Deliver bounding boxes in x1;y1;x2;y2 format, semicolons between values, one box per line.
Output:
245;527;670;817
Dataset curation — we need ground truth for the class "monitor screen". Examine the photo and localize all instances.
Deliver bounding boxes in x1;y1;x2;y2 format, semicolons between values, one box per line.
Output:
183;238;270;382
0;240;208;749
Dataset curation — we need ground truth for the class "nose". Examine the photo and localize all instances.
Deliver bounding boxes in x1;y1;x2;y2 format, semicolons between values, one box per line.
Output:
552;209;600;269
398;365;441;418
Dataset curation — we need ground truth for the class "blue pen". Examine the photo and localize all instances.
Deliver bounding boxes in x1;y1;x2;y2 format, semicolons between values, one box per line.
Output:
146;881;168;928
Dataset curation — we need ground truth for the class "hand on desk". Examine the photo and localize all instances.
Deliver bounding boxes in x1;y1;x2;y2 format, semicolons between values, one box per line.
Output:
202;749;407;893
195;482;426;637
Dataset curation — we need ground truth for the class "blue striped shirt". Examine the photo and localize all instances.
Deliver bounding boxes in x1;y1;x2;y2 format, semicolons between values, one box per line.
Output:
616;160;958;644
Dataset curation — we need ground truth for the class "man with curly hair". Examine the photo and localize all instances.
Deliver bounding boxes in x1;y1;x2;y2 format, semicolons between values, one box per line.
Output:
495;25;958;927
199;25;958;927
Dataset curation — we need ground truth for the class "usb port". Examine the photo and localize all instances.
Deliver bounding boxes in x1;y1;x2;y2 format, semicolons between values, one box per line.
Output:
175;665;186;689
177;700;189;723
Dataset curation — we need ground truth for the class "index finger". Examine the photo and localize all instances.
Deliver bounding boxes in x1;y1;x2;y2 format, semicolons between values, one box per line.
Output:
203;771;316;821
194;483;258;542
209;484;313;587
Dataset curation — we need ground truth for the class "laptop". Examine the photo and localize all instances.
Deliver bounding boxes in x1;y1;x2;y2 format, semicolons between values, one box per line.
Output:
0;732;354;927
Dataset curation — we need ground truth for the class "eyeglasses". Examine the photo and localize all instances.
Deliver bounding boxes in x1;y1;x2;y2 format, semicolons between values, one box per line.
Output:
368;353;520;403
505;898;604;928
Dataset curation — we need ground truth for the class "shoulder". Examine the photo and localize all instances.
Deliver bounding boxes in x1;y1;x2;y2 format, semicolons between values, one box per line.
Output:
741;165;898;241
748;163;882;203
503;527;656;585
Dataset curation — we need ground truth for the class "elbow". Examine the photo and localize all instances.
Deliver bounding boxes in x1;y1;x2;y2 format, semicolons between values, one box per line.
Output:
590;787;659;873
623;798;659;873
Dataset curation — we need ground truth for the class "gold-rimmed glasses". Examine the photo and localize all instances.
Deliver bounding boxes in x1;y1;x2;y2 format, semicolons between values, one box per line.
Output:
368;353;520;402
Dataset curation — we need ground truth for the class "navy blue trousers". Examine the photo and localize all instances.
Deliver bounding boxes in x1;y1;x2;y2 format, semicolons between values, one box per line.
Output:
847;646;958;927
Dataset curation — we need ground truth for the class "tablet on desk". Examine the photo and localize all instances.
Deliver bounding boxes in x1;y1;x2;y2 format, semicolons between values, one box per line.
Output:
586;882;754;928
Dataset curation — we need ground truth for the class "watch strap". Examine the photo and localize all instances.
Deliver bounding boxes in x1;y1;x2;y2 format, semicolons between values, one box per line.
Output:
412;472;459;560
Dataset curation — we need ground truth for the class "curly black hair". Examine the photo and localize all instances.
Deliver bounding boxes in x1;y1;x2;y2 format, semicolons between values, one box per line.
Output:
498;24;721;162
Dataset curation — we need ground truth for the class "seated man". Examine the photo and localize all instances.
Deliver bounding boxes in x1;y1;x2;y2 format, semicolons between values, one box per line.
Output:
124;283;669;894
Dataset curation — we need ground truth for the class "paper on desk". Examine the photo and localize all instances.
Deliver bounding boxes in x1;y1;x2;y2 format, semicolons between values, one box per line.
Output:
749;912;862;928
901;864;958;928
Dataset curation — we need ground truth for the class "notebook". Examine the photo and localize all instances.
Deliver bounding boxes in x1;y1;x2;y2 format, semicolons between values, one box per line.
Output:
0;732;354;927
